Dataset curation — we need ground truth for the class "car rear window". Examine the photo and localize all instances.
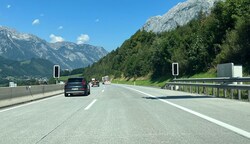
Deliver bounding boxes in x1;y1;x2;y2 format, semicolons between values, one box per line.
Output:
67;78;85;82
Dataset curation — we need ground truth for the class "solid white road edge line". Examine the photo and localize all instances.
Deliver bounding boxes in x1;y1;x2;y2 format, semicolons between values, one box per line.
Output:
0;94;63;113
125;86;250;139
84;99;97;110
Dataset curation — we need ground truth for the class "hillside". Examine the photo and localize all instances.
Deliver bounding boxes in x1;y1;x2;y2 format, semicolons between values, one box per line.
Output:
83;0;250;80
0;56;54;77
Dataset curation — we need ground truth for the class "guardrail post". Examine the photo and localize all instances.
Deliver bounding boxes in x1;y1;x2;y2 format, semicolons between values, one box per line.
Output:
203;81;205;94
184;83;187;92
238;82;242;100
190;85;192;93
206;85;208;95
217;88;220;97
231;89;234;99
206;87;208;95
212;88;215;96
224;89;227;97
182;83;184;91
223;88;227;97
184;83;186;92
212;83;215;96
196;81;198;94
197;82;200;94
238;89;241;100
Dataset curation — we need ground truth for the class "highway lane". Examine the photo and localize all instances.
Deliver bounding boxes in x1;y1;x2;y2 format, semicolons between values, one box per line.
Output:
0;84;250;144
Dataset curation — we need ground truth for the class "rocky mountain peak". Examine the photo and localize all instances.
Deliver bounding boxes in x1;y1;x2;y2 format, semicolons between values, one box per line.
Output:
0;26;108;69
142;0;225;33
0;26;34;41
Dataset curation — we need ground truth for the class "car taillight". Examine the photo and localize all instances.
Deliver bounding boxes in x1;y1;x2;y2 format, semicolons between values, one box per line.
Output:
82;80;86;85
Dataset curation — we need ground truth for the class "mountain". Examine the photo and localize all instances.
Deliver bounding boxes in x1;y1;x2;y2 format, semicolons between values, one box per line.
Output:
0;26;108;69
142;0;224;33
82;0;250;80
0;56;54;77
49;42;107;69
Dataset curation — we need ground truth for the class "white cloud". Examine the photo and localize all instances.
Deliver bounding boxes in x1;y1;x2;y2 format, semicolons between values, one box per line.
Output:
32;19;40;25
77;34;90;44
58;26;63;30
7;5;11;9
49;34;64;43
95;19;100;22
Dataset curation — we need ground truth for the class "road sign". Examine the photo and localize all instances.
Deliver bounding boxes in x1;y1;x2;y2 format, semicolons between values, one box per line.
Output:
172;63;179;76
53;65;60;78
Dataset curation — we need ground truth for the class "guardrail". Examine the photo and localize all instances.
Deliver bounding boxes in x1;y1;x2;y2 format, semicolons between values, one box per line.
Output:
0;84;64;108
165;77;250;102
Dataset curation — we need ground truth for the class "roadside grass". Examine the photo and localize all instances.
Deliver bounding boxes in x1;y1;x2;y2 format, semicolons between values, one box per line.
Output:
112;69;217;88
112;75;171;88
189;69;216;78
112;79;165;87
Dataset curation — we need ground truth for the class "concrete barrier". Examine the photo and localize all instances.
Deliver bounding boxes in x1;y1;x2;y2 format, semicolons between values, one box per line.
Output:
0;84;64;108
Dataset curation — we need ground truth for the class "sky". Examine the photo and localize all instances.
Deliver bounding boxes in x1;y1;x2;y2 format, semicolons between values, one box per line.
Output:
0;0;186;52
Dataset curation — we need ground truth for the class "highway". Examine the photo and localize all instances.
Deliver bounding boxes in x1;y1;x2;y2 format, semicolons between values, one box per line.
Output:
0;84;250;144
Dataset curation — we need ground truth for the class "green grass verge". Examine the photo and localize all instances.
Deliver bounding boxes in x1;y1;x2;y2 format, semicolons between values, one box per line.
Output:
112;75;171;88
190;69;216;78
112;69;217;88
112;79;157;86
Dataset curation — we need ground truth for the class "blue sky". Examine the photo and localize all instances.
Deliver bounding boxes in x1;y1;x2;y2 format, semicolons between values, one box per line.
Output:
0;0;186;51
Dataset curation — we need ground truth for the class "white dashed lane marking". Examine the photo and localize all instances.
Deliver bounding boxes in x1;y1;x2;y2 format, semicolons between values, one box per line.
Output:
84;99;97;110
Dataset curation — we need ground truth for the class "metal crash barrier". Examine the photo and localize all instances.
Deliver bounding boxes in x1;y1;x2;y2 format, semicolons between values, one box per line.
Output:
165;77;250;102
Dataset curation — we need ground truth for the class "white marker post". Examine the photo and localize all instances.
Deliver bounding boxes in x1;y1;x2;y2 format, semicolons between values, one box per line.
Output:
172;63;179;79
53;65;60;84
172;63;179;90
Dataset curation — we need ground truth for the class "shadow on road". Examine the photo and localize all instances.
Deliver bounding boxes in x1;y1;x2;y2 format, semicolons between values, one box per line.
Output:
142;95;214;100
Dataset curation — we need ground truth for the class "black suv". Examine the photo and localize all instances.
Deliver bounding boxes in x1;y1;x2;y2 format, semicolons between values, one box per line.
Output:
64;78;90;96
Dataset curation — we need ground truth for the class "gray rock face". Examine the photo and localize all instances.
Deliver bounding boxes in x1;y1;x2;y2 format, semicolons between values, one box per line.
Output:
0;26;108;69
142;0;224;33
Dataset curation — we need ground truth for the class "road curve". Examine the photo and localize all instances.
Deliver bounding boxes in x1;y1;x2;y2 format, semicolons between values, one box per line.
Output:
0;84;250;144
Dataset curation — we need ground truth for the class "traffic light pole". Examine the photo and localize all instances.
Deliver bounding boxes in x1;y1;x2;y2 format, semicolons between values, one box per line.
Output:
56;78;59;84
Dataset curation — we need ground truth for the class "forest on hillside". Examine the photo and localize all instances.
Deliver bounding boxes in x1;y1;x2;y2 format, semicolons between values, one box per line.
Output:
83;0;250;80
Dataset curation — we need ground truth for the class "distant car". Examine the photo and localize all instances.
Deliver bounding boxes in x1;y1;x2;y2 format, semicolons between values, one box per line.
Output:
91;78;100;87
104;81;111;85
102;76;110;85
64;78;90;96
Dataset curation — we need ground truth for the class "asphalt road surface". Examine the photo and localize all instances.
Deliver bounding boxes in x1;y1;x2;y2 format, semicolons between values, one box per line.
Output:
0;84;250;144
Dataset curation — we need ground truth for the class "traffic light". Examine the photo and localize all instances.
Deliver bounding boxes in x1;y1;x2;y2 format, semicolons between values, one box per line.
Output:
53;65;60;78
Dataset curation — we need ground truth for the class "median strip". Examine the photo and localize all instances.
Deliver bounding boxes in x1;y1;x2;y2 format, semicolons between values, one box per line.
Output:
124;86;250;139
0;94;62;113
84;99;97;110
